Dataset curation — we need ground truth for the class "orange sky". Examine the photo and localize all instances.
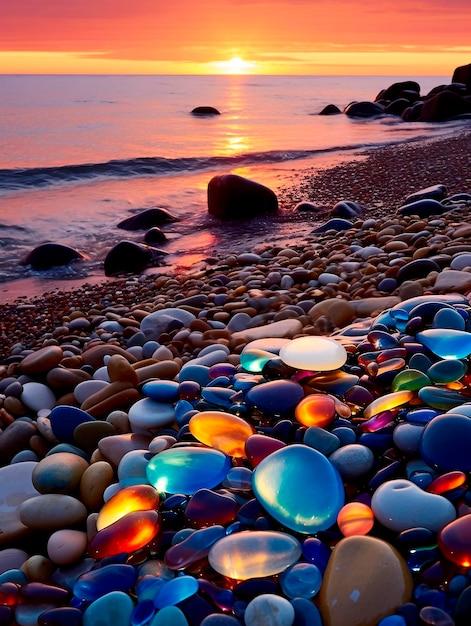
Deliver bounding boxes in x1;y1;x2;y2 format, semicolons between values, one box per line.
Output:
1;0;470;75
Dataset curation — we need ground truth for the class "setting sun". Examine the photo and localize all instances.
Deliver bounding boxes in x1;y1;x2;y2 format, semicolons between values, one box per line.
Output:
213;56;257;75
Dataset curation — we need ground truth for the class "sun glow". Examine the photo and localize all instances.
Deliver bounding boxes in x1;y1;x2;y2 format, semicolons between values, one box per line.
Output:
214;56;257;75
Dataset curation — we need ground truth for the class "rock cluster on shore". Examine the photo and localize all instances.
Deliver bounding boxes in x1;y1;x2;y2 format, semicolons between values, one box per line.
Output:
1;133;471;625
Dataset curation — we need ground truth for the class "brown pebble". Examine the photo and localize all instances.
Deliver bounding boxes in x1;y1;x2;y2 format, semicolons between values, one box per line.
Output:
18;493;88;530
20;555;56;583
107;354;140;386
98;433;152;467
308;299;355;328
19;345;64;375
73;420;117;453
134;360;181;383
0;420;37;464
81;344;138;370
46;367;92;391
79;461;115;511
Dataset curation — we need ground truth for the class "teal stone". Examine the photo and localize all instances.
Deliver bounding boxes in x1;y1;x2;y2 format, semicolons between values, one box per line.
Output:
240;349;277;373
433;307;466;330
0;569;27;584
45;443;89;461
408;353;433;373
149;606;189;626
178;364;211;387
83;591;134;626
153;575;199;609
303;426;340;456
418;386;471;410
146;446;231;495
252;444;344;533
279;562;322;599
417;329;471;359
142;380;180;402
391;369;431;392
427;359;467;383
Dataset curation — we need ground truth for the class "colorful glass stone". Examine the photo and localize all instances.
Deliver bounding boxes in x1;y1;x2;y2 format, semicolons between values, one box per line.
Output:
279;563;323;599
244;434;286;467
208;530;302;580
240;349;277;373
417;329;471;359
337;502;375;537
304;370;359;395
439;514;471;567
184;488;238;528
421;413;471;472
164;525;225;570
426;471;467;495
391;369;431;392
279;336;348;371
96;484;160;531
73;565;138;602
363;390;414;419
153;575;199;609
427;359;467;384
89;509;161;559
188;411;254;457
252;444;344;534
295;394;336;428
146;447;231;495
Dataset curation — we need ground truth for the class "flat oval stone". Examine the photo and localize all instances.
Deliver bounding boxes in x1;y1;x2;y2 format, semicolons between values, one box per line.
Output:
245;434;286;467
295;394;336;428
19;345;64;375
279;563;322;599
21;382;57;412
252;445;344;533
417;328;471;359
47;529;88;565
142;380;180;402
18;494;87;530
82;590;134;625
328;444;375;480
146;446;231;495
245;379;305;416
371;479;456;533
208;531;301;580
128;398;176;433
363;391;414;419
189;411;255;457
32;452;89;495
0;461;39;546
49;405;95;444
96;484;160;530
280;336;347;371
319;535;413;626
438;514;471;567
244;594;295;626
165;525;226;570
420;413;471;471
89;510;160;559
427;359;467;383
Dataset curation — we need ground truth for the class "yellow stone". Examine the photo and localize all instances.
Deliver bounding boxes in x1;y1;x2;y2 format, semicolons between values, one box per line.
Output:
363;390;414;419
189;411;255;457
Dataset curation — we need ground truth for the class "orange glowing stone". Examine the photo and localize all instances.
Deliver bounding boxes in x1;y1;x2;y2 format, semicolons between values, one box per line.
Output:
189;411;255;457
363;390;414;419
96;484;160;531
89;509;161;559
426;471;467;495
337;502;375;537
295;394;336;428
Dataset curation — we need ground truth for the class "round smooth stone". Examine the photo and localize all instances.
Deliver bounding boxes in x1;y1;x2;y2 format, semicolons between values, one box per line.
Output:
49;405;95;444
146;446;231;495
117;449;149;487
128;398;176;433
74;380;109;405
0;462;39;546
19;345;63;375
391;369;430;392
319;535;413;626
79;461;115;511
18;494;87;530
279;563;322;599
82;590;134;626
371;479;456;533
245;434;286;467
74;421;117;455
154;575;199;609
420;413;471;472
245;379;304;416
252;445;344;534
244;594;295;626
208;531;301;580
417;328;471;359
433;307;466;330
295;394;336;428
189;411;255;457
337;502;374;537
47;529;88;565
427;359;467;383
290;597;323;626
328;444;374;480
89;510;160;559
303;427;340;456
20;382;57;412
96;484;160;530
279;336;347;371
438;514;471;567
418;385;470;410
150;605;189;626
32;452;89;495
392;422;424;455
142;380;180;402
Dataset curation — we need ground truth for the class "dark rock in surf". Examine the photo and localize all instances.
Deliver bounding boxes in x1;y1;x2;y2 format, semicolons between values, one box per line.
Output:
207;174;278;220
293;201;320;212
344;101;385;118
312;218;353;233
385;98;413;116
401;102;423;122
331;200;363;219
104;240;155;276
144;227;167;244
397;199;447;218
318;104;342;115
452;63;471;90
419;90;471;122
404;184;448;205
375;81;421;103
396;259;442;284
20;243;85;270
191;106;221;116
117;208;178;230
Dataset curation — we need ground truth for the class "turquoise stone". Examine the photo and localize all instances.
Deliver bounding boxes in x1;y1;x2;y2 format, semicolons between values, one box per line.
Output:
149;606;189;626
83;591;134;626
240;349;277;373
146;447;231;495
426;359;467;383
417;329;471;359
142;380;180;402
279;562;322;599
252;445;344;533
418;386;470;410
208;530;302;579
73;565;137;602
153;575;199;609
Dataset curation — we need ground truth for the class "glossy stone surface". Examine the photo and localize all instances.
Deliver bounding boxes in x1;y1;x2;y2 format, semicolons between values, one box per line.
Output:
279;563;322;599
153;575;199;609
420;413;471;472
245;379;304;416
188;411;255;457
89;510;161;559
245;434;286;467
244;594;295;626
295;394;336;428
49;405;95;443
279;336;348;371
146;446;231;494
417;328;471;359
74;565;138;602
319;536;413;626
208;531;301;580
164;525;225;570
82;591;134;626
438;514;471;567
96;484;160;530
337;502;374;537
0;462;39;545
252;445;344;533
363;391;414;419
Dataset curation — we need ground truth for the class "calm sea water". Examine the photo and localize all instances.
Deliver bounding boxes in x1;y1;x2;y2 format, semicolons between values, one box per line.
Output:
0;73;464;298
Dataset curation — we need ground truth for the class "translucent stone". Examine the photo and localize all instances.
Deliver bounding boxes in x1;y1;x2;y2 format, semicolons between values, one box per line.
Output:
303;370;359;395
222;467;253;491
240;349;277;373
208;530;301;580
279;563;322;599
89;510;161;559
146;447;231;495
295;394;336;428
73;565;137;602
188;411;255;457
427;359;467;384
419;386;470;410
252;444;344;534
96;485;160;531
363;391;414;419
439;514;471;567
367;330;400;350
417;329;471;359
391;370;431;392
279;336;347;371
164;525;226;570
433;308;466;331
426;471;467;495
82;591;134;626
153;575;199;609
337;502;375;537
184;489;238;528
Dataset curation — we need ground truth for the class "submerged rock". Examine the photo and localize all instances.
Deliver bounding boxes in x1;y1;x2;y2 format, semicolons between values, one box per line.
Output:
103;240;160;276
117;208;178;230
20;243;85;270
191;106;221;116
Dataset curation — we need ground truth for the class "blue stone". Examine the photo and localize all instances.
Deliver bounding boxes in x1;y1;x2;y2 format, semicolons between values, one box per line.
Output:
73;565;137;602
245;379;304;416
154;575;199;609
377;616;407;626
417;328;471;359
279;562;322;599
38;607;83;626
427;359;467;384
49;405;95;444
201;387;237;409
200;614;242;625
433;308;466;330
405;408;442;425
131;599;156;626
418;386;470;410
148;606;189;626
179;364;211;387
304;426;340;456
290;597;323;626
82;591;134;626
421;413;471;472
142;380;180;402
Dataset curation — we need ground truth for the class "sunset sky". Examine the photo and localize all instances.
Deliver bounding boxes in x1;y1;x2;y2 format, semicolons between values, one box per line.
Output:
1;0;470;75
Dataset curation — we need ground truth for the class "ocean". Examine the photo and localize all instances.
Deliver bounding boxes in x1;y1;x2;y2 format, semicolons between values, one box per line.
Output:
0;73;465;301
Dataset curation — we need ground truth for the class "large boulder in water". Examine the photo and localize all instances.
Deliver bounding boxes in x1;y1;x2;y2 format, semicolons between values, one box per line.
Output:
104;240;160;276
191;106;221;116
419;90;471;122
117;208;178;230
207;174;278;220
452;63;471;90
375;81;421;103
20;243;85;270
344;101;385;118
318;104;342;115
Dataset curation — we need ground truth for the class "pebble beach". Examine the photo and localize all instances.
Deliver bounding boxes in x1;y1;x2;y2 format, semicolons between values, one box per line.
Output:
1;130;471;626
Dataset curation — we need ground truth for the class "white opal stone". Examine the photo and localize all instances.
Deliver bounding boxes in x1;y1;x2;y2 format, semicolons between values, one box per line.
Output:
20;382;56;412
371;478;456;533
244;594;295;626
279;336;347;371
128;398;176;433
74;379;109;404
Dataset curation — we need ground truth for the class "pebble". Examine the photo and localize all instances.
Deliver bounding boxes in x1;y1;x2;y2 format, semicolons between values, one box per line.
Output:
244;594;295;626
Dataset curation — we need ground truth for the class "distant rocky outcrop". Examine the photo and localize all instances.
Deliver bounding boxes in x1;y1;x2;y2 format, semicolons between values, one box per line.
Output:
320;62;471;123
207;174;278;220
